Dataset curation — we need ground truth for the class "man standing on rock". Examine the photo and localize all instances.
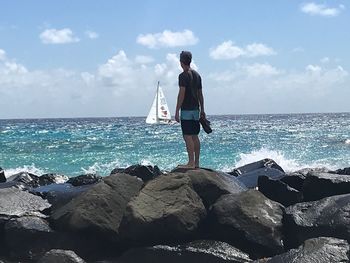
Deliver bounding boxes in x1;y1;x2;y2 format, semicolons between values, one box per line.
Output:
175;51;205;169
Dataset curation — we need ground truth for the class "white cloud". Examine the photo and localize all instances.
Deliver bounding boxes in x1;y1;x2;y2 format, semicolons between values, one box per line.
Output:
0;49;6;60
135;55;154;64
85;30;99;39
244;63;281;77
210;41;276;60
301;2;345;17
306;64;322;73
137;29;198;49
40;28;80;44
320;57;330;63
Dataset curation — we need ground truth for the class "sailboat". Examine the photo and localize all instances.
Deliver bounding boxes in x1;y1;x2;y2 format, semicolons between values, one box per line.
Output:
146;81;172;124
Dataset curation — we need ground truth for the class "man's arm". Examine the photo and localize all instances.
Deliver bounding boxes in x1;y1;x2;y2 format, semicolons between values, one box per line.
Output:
175;86;186;122
198;89;205;118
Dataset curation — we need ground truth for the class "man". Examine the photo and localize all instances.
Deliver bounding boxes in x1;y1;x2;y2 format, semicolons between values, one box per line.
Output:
175;51;205;169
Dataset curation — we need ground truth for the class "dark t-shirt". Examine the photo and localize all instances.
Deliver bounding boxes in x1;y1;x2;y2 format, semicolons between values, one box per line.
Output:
178;69;202;110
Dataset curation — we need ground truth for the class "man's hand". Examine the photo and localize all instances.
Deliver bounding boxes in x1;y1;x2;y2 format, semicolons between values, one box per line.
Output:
175;111;180;122
200;111;206;119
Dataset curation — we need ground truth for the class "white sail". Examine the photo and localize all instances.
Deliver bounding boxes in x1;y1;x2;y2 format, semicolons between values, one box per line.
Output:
146;82;171;124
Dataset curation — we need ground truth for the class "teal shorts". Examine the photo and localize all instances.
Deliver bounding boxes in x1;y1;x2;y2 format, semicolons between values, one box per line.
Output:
180;110;200;121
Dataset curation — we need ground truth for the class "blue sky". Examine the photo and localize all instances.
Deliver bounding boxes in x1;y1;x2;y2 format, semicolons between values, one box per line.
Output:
0;0;349;118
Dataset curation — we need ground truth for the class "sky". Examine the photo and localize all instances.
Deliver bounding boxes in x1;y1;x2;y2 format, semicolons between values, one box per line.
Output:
0;0;349;119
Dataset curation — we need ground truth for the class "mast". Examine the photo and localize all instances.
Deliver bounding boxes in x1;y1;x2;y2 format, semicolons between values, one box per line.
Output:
156;81;159;123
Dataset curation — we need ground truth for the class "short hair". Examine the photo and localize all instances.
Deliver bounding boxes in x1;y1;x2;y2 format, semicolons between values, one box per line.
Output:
180;51;192;66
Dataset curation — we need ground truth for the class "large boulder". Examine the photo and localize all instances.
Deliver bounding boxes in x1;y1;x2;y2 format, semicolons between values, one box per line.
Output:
229;159;284;176
38;249;85;263
0;168;5;183
111;164;162;182
258;176;302;206
284;193;350;248
280;173;306;191
120;173;206;244
6;172;40;188
253;237;350;263
117;240;252;263
4;216;58;261
302;171;350;201
51;173;142;241
39;173;68;185
331;167;350;175
208;190;285;258
0;188;50;222
182;169;247;208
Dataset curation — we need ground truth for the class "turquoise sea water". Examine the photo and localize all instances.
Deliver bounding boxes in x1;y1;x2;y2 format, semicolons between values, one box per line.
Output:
1;113;349;177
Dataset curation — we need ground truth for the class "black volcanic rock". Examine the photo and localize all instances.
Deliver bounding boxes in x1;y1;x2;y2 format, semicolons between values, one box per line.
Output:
331;167;350;175
258;175;303;206
208;190;285;258
237;167;285;189
67;173;102;186
302;171;350;201
0;168;5;183
253;237;349;263
118;240;252;263
111;164;162;182
6;172;40;188
38;249;85;263
229;159;284;176
284;193;350;248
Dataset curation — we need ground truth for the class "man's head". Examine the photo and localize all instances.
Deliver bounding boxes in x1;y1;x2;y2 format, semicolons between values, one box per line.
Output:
180;51;192;66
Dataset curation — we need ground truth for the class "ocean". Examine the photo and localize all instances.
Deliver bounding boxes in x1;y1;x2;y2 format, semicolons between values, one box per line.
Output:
1;113;349;178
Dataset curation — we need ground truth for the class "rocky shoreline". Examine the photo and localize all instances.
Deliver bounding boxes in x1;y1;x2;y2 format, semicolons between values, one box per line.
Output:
1;160;350;262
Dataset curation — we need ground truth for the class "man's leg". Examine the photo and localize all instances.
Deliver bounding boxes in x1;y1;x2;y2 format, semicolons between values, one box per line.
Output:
192;135;200;168
183;135;195;168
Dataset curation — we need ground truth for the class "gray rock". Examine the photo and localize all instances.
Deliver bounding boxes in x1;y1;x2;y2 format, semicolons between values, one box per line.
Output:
253;237;349;263
120;173;206;244
258;175;302;206
67;173;102;186
5;216;57;260
237;167;285;189
302;172;350;201
6;171;40;188
284;193;350;248
229;159;284;176
118;240;252;263
38;249;85;263
51;173;142;240
280;173;306;191
111;164;162;182
39;173;68;185
0;188;50;222
332;167;350;175
209;190;285;258
0;168;5;183
182;169;247;208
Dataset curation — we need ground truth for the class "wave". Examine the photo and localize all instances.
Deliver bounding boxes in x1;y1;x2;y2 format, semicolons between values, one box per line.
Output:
231;147;338;173
4;164;45;178
345;139;350;145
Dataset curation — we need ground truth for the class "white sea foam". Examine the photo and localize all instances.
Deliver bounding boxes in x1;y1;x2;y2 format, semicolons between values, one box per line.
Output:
231;147;337;173
81;158;126;175
4;164;45;178
345;139;350;145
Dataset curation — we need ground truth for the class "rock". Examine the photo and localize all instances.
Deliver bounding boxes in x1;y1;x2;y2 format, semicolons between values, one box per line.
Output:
0;188;50;222
182;169;247;208
0;181;27;190
118;240;252;263
208;190;285;258
284;193;350;248
331;167;350;175
229;159;284;176
39;173;68;185
6;172;40;188
111;164;162;182
67;174;102;186
32;183;92;211
5;216;57;261
258;176;302;206
280;173;306;191
120;173;206;244
302;171;350;201
38;249;85;263
253;237;349;263
51;173;143;241
237;168;285;189
0;168;5;183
